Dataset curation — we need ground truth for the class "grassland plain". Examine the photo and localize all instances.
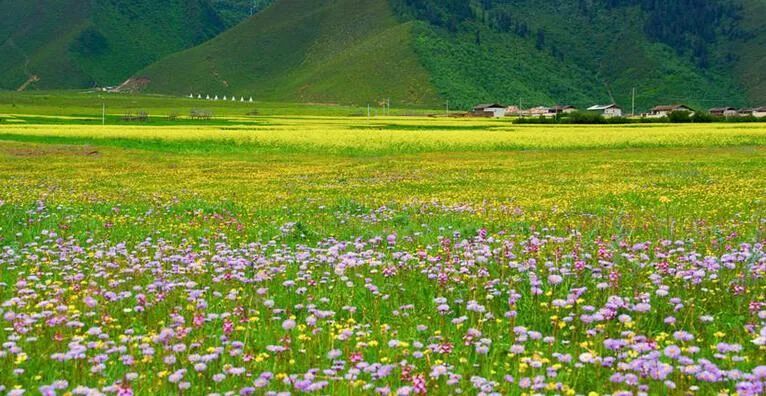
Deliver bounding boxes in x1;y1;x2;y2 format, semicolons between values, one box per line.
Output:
0;117;765;395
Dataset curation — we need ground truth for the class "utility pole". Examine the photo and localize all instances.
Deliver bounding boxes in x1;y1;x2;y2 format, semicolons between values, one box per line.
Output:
631;87;636;117
102;102;105;125
367;104;370;118
446;100;449;115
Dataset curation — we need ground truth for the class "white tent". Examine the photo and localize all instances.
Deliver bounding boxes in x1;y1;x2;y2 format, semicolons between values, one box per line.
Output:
249;97;253;103
197;94;202;99
206;95;210;100
214;95;219;100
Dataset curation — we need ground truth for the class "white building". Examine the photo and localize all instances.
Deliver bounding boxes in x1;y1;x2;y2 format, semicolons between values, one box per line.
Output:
587;104;623;118
709;107;738;117
472;104;507;118
647;105;694;118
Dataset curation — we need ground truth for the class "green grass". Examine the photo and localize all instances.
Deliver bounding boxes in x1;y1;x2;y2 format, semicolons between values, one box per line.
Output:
0;118;764;395
138;0;440;106
0;0;225;90
0;90;440;118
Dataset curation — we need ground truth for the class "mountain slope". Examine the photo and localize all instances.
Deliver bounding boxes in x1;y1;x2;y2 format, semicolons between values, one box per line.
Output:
0;0;225;90
393;0;761;109
210;0;275;27
137;0;440;106
140;0;765;110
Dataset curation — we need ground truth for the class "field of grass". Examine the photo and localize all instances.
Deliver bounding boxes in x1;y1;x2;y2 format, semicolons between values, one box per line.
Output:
0;116;765;395
0;91;439;120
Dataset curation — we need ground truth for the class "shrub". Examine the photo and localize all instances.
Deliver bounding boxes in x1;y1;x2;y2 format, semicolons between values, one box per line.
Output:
70;28;109;56
691;112;715;123
668;111;692;123
567;112;607;124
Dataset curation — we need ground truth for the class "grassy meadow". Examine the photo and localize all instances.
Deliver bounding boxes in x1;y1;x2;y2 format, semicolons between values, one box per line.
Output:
0;107;765;395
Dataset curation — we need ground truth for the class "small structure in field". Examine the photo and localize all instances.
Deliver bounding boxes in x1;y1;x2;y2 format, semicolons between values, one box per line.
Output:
122;111;149;122
587;104;623;118
472;104;507;118
190;109;213;120
647;105;695;118
709;107;738;117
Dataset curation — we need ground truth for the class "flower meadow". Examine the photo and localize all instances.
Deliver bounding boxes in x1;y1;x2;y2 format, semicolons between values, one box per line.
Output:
1;119;766;395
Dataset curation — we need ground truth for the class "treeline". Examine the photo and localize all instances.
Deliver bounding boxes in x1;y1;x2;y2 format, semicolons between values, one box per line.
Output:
390;0;473;32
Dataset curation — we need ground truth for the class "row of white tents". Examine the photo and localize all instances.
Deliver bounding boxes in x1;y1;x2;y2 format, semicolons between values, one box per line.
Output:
189;94;254;103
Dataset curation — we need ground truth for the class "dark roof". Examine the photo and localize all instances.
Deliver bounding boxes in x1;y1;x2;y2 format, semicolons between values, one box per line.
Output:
755;106;766;112
473;103;505;110
651;104;694;112
709;107;736;112
551;105;577;111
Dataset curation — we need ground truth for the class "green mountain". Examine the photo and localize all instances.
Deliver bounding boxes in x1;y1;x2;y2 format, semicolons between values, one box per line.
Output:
138;0;439;106
392;0;765;109
138;0;766;110
3;0;764;111
0;0;226;90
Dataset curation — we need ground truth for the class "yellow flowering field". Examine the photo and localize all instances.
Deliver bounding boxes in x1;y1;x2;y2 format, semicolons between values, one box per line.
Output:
0;118;765;395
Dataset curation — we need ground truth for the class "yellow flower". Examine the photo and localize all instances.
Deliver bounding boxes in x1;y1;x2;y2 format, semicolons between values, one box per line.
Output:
15;353;27;364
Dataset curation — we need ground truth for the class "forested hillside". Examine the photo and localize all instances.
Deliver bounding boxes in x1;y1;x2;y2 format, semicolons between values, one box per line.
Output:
391;0;762;109
209;0;274;27
0;0;226;90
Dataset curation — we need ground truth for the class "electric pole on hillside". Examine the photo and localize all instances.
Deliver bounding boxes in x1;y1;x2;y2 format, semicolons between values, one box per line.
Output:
102;103;105;125
446;100;449;115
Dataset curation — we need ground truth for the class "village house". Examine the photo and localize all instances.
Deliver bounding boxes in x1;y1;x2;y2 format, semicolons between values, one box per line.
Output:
738;108;755;117
505;105;522;116
472;104;507;118
527;106;557;117
646;105;695;118
709;107;738;117
587;104;623;118
551;105;578;114
740;107;766;118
